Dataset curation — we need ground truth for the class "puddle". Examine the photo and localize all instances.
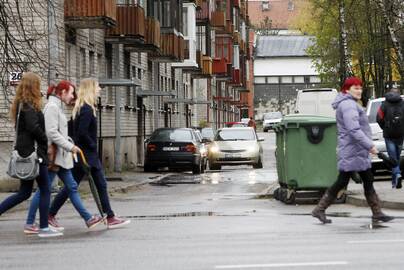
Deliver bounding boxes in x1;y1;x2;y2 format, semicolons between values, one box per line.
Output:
121;211;248;220
361;223;389;230
150;174;202;185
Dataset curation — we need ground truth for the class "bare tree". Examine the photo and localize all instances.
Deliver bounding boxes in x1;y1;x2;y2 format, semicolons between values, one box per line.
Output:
338;0;352;83
0;1;52;114
374;0;404;89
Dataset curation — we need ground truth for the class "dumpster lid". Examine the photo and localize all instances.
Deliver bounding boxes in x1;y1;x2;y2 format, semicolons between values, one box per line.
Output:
281;114;336;125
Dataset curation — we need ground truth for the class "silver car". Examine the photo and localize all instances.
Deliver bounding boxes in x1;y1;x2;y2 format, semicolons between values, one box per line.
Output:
208;127;264;170
366;97;404;171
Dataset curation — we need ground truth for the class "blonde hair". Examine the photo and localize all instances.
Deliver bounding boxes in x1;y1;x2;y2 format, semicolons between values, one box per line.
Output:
72;78;98;119
10;72;42;122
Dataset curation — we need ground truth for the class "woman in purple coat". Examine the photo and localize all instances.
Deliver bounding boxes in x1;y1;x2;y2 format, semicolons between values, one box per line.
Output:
312;77;394;224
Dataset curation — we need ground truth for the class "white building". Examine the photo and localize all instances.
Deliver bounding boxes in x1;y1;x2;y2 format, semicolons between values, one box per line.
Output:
253;35;322;117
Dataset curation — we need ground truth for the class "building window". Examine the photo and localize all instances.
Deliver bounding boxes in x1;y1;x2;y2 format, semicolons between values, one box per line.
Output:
267;76;279;84
183;7;188;36
294;76;305;83
254;77;266;84
89;51;95;77
281;76;293;84
80;48;86;77
310;76;321;83
262;1;270;11
288;0;295;11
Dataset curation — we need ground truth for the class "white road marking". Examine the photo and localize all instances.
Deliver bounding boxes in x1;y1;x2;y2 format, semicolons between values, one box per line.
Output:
348;239;404;244
214;261;348;269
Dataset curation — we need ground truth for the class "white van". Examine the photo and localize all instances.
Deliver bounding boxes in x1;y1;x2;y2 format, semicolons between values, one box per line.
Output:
295;88;338;117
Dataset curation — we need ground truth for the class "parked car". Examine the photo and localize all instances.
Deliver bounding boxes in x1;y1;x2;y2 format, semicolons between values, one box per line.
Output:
262;111;282;132
295;88;338;117
208;127;264;170
241;118;251;125
194;130;208;170
366;97;404;172
201;127;215;143
144;128;205;174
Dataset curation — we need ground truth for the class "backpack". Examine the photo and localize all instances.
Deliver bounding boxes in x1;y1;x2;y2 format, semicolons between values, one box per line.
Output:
384;102;404;139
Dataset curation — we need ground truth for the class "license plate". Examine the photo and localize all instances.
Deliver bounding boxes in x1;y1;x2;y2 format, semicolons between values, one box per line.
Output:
163;147;179;151
225;153;241;158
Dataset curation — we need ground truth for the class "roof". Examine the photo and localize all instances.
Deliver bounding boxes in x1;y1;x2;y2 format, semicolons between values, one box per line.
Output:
255;35;314;58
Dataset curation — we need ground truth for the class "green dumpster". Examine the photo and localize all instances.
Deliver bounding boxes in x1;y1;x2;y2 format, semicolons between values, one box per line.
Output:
273;115;338;203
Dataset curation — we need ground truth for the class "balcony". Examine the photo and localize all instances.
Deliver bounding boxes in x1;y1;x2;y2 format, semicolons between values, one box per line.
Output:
105;5;145;46
231;68;241;85
196;0;211;25
152;31;184;62
201;55;213;76
233;32;241;44
240;40;246;53
144;17;161;51
211;11;226;28
213;58;228;75
65;0;116;29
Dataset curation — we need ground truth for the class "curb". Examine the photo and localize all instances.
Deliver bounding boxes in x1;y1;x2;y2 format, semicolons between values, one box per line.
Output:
346;195;404;211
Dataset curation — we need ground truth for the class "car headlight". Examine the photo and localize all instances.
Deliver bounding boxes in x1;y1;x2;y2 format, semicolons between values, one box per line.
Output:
210;145;220;153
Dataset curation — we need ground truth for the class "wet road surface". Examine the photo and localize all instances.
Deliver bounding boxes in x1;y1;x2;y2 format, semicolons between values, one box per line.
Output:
1;132;404;270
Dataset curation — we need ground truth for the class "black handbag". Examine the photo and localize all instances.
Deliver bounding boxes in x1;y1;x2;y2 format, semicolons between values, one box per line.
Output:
7;104;40;180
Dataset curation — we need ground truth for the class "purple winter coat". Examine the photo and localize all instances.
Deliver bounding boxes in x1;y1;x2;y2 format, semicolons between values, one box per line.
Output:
332;93;374;172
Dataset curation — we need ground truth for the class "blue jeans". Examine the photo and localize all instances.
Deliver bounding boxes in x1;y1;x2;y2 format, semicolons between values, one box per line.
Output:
26;167;92;225
50;163;114;218
0;165;50;229
385;138;403;185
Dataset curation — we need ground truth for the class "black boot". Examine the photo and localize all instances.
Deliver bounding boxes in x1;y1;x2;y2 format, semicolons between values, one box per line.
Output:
312;191;335;224
365;191;394;223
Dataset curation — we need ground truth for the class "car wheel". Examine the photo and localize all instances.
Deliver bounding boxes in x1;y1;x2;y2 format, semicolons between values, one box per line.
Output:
264;129;268;133
144;163;156;172
209;163;221;170
192;162;202;175
253;157;263;169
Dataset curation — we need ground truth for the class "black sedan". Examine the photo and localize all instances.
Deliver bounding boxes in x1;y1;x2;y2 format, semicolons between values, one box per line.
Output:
144;128;205;174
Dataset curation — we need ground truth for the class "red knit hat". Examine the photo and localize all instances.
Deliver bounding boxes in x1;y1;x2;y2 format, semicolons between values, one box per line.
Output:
341;77;363;93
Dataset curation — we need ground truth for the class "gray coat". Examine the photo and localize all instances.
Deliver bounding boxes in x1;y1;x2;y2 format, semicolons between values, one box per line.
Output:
332;93;374;172
44;96;74;169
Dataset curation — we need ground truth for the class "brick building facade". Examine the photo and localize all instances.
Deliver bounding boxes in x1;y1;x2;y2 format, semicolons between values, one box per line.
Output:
0;0;254;180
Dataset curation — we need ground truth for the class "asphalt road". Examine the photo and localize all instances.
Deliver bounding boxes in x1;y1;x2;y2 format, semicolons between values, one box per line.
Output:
1;132;404;270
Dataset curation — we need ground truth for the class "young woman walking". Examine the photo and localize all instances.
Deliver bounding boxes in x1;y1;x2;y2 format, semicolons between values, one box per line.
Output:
312;77;394;224
48;78;130;229
24;80;104;234
0;72;62;237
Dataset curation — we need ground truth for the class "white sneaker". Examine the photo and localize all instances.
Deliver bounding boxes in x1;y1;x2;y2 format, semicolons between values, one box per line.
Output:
38;228;63;238
49;224;65;232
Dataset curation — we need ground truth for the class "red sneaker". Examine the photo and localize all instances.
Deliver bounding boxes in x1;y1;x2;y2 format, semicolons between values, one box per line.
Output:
86;215;105;229
48;215;64;232
24;224;39;235
107;216;131;229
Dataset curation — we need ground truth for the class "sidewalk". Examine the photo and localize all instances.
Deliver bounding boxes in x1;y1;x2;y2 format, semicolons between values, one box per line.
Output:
0;169;164;214
346;181;404;210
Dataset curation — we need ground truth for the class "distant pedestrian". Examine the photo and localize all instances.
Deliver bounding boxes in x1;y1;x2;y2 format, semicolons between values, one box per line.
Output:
24;80;104;234
248;117;256;131
376;88;404;189
48;78;130;229
0;72;62;237
312;77;393;224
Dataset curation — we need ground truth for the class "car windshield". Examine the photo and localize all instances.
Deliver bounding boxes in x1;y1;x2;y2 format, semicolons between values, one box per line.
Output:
215;129;256;141
201;128;214;138
150;129;193;142
368;101;382;123
264;112;282;120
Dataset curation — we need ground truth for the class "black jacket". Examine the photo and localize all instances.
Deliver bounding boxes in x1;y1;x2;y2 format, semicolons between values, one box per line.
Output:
377;92;404;140
73;103;101;169
15;103;48;164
